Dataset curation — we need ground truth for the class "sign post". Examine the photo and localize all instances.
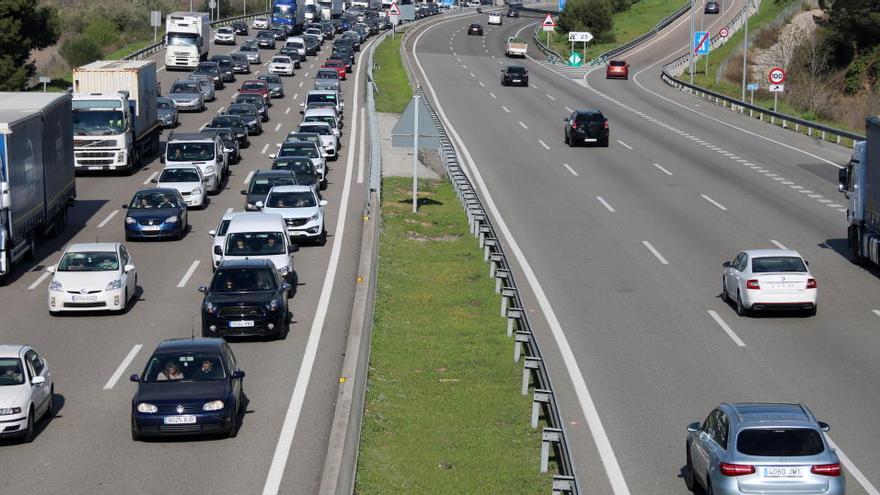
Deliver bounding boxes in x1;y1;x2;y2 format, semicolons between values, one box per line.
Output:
38;76;50;92
542;14;556;50
693;31;709;81
568;32;592;65
768;66;786;114
746;82;759;115
412;93;419;213
151;11;162;43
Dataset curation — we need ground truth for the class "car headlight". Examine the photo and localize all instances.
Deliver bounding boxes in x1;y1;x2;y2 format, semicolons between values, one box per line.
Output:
165;215;179;224
191;188;202;195
49;279;63;292
106;279;124;291
0;406;22;415
205;165;215;175
278;265;290;275
203;400;225;411
125;216;136;224
267;298;282;311
204;300;217;314
308;212;320;222
117;151;126;162
137;403;158;413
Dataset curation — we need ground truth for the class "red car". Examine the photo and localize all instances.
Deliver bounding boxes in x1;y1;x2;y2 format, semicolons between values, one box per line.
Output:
606;60;629;79
239;79;270;103
322;59;347;80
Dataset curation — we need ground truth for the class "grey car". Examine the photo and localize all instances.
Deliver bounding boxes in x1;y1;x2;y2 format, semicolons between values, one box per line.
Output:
157;97;178;128
209;55;236;82
189;74;217;102
256;30;276;49
239;45;262;64
257;73;285;98
313;68;340;91
234;93;269;121
226;103;262;135
229;53;251;73
168;79;205;112
686;403;844;495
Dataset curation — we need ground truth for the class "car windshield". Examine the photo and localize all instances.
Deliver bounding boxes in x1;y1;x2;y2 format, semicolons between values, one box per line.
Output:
58;251;119;271
171;82;200;93
167;142;214;161
507;66;525;74
225;232;286;256
240;45;258;52
258;31;273;38
272;57;290;64
610;60;626;66
242;82;266;91
236;95;262;106
751;256;807;273
266;191;316;208
307;94;337;105
142;352;227;382
167;33;198;46
325;60;342;67
212;116;242;128
214;59;232;68
317;70;338;79
575;112;604;123
249;177;296;195
211;266;278;292
195;65;216;74
72;109;125;136
274;158;314;174
160;168;201;183
299;125;330;135
218;27;233;34
130;191;179;209
231;55;247;63
157;99;174;110
215;129;233;141
737;428;824;456
0;358;25;386
281;143;318;158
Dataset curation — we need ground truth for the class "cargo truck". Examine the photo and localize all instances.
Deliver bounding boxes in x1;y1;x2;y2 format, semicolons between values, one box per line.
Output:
273;0;307;34
71;60;160;173
165;12;211;69
838;117;880;266
0;92;76;284
317;0;344;19
506;37;528;57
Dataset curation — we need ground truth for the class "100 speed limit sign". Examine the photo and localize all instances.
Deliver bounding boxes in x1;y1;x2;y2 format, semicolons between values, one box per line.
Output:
768;67;786;84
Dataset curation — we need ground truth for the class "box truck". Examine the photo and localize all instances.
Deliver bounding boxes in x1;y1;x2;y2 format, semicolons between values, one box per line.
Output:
839;117;880;265
273;0;307;34
71;60;161;172
165;12;211;69
0;92;76;284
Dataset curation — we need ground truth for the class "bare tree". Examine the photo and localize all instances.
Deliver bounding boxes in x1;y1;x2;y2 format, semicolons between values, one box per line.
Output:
788;27;833;115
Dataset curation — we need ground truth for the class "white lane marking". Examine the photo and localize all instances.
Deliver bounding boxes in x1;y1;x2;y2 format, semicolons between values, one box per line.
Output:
501;106;510;113
565;106;573;113
873;310;880;318
530;83;537;89
616;140;633;150
770;240;787;249
261;143;270;154
707;310;746;347
304;72;309;78
701;194;728;211
242;170;255;185
28;272;50;290
199;124;208;131
285;107;291;114
478;81;485;87
262;32;364;495
518;121;527;129
225;207;234;215
298;81;303;88
489;92;496;99
293;93;299;100
825;435;880;495
538;139;550;150
642;241;669;265
217;106;225;114
357;107;366;184
103;345;143;390
828;203;843;208
563;163;578;176
158;65;165;72
653;163;674;176
469;72;475;78
546;93;556;101
176;260;200;288
462;64;467;69
143;171;158;185
274;123;282;132
597;196;615;212
97;210;118;229
413;20;632;495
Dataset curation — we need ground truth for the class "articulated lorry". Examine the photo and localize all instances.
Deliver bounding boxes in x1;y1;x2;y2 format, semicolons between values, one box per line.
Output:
71;60;161;172
317;0;344;20
273;0;307;34
839;117;880;265
0;93;76;284
165;12;210;69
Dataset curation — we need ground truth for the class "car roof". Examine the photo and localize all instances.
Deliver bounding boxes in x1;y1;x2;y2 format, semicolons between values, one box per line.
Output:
308;89;338;95
161;164;201;171
268;184;314;194
254;169;297;178
304;108;338;116
272;55;292;60
725;402;817;427
154;337;226;353
226;212;286;232
217;258;276;269
140;187;182;195
300;121;332;128
66;242;119;253
168;132;214;142
741;248;802;258
0;345;27;358
228;103;257;110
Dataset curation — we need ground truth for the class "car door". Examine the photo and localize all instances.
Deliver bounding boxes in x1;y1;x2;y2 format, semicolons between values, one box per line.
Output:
176;191;188;225
732;253;749;295
119;244;136;297
724;252;743;295
25;349;51;417
691;409;717;482
704;410;730;479
222;343;242;403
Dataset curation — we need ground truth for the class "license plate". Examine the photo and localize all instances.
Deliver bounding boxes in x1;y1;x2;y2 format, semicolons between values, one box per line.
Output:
765;466;802;478
141;225;161;231
229;320;255;328
584;138;597;142
164;415;197;425
71;294;98;302
770;282;798;289
512;79;521;82
88;166;102;170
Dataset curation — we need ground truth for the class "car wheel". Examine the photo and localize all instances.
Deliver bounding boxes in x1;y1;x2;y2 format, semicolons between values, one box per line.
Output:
720;277;729;303
317;227;327;246
47;385;55;418
131;418;141;441
22;407;34;443
120;289;128;314
685;445;696;491
705;480;714;495
176;225;184;241
227;407;239;438
736;291;749;317
602;138;610;147
564;132;570;145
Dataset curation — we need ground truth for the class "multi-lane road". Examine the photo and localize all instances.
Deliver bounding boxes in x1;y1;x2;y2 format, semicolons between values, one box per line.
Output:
406;5;879;494
0;29;376;494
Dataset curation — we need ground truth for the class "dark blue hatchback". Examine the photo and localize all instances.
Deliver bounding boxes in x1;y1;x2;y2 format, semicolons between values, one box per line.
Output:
123;189;189;241
130;338;245;440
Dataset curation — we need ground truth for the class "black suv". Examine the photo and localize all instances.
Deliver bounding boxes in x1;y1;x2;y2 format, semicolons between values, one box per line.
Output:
256;30;277;49
209;54;236;82
231;20;248;35
194;62;224;89
272;156;320;191
200;259;292;340
468;24;483;36
704;1;720;14
210;114;249;147
564;110;609;147
500;65;528;86
240;169;299;211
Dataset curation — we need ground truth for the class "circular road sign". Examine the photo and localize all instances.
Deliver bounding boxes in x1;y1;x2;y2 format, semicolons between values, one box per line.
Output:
768;67;786;84
719;27;729;38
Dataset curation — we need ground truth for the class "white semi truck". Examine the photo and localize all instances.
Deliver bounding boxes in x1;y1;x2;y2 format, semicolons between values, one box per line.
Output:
839;117;880;265
165;12;211;69
71;60;161;172
0;92;76;284
318;0;344;19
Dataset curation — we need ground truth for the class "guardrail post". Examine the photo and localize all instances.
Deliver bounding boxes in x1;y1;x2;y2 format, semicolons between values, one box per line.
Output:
522;356;541;395
489;253;503;278
483;237;498;261
495;268;510;294
500;287;517;316
822;130;826;141
795;123;799;132
553;476;577;495
507;307;523;337
478;224;492;246
782;119;787;129
540;427;562;473
514;330;530;362
808;127;812;136
532;389;551;428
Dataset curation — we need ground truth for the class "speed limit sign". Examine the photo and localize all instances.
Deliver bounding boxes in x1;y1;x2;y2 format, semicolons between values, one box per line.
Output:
719;27;729;38
768;67;786;84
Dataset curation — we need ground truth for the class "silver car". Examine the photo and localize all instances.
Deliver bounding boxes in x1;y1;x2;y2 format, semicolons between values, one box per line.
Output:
157;97;178;128
189;74;217;102
168;79;205;112
686;403;844;495
313;68;340;91
239;44;262;64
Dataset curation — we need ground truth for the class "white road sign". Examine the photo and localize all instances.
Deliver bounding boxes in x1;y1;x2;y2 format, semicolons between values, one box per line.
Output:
769;84;785;93
568;31;593;43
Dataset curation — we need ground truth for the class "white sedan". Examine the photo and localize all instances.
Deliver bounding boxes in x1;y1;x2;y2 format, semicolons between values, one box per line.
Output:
487;13;502;25
0;345;53;442
213;27;236;45
252;17;269;29
47;243;138;314
721;249;817;316
154;165;207;208
269;56;295;76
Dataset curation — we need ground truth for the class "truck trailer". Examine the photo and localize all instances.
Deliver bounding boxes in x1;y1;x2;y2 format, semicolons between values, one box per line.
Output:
0;92;76;284
165;12;211;69
71;60;161;173
273;0;307;34
839;117;880;265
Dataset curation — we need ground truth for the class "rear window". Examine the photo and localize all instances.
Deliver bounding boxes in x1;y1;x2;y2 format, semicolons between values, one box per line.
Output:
575;112;604;123
751;256;807;273
609;61;626;67
737;429;824;456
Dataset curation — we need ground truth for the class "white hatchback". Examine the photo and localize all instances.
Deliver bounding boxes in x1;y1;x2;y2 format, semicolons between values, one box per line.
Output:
154;165;207;208
721;249;818;316
47;243;138;314
253;17;269;29
270;55;295;76
0;345;53;442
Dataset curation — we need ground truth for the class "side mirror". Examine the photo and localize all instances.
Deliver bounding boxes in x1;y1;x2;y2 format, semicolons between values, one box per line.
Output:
240;189;248;195
129;374;141;382
269;154;277;159
203;178;209;183
319;199;328;206
333;129;340;137
288;244;299;253
281;282;292;291
232;370;246;379
687;421;700;433
208;229;217;237
722;261;731;268
31;375;46;385
46;265;56;273
124;264;135;273
150;179;158;184
817;421;831;432
213;245;223;255
255;200;264;208
198;285;208;293
121;204;129;209
340;102;345;107
160;155;165;163
804;260;810;266
838;168;848;193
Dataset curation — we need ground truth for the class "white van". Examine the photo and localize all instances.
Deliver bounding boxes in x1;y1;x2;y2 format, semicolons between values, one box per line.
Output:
221;213;298;284
285;37;307;58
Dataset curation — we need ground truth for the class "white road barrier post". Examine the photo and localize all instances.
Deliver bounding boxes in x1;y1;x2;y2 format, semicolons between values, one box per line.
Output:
412;93;419;213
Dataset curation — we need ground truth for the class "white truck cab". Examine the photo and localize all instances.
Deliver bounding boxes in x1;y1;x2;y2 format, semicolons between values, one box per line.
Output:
163;132;225;193
165;12;211;69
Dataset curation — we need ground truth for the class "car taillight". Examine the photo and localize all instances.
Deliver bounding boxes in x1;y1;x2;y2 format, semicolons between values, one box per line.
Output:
571;122;577;129
806;278;817;289
719;463;755;476
746;279;760;290
811;463;841;476
603;121;609;129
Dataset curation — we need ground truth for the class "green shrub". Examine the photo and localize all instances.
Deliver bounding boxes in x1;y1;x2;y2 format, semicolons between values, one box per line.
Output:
84;18;119;47
559;0;614;38
60;35;103;69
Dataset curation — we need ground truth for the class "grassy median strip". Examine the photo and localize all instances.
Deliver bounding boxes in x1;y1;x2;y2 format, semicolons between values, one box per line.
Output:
356;178;548;493
373;35;413;113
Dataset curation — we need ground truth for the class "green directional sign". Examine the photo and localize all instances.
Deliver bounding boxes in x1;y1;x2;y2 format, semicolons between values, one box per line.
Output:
567;52;582;67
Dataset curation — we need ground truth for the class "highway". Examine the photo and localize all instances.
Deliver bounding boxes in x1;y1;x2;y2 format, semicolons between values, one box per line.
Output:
0;29;374;494
406;5;880;495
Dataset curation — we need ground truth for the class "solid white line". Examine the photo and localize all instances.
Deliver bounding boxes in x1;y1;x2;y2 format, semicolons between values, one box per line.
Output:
565;106;573;113
478;81;485;87
143;171;158;185
501;106;510;113
242;170;255;185
538;139;550;150
596;196;615;212
304;72;309;78
261;143;270;154
176;260;200;288
103;344;143;390
274;123;282;132
701;194;728;211
158;65;165;72
97;210;118;229
825;436;880;495
873;310;880;318
770;240;787;249
530;83;537;89
262;32;363;495
217;106;225;114
653;163;674;176
225;207;234;215
357;107;366;184
546;93;556;101
285;107;291;114
413;19;632;495
616;140;632;150
28;272;50;290
518;121;527;129
707;310;746;347
563;163;578;176
469;72;475;78
642;241;669;265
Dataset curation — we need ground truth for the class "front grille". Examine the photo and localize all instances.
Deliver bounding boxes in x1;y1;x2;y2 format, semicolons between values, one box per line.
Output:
286;218;309;227
156;403;202;414
218;305;265;318
74;139;117;148
64;301;107;308
76;151;115;159
138;218;165;226
67;289;101;294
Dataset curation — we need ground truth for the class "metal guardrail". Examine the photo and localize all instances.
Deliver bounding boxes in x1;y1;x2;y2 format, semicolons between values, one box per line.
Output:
415;84;581;494
122;11;270;61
